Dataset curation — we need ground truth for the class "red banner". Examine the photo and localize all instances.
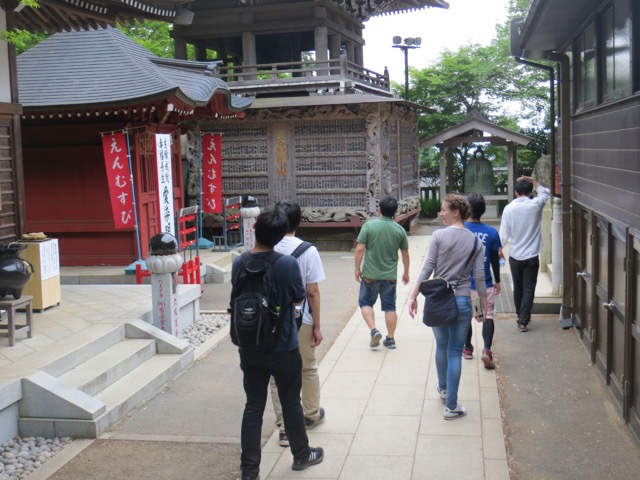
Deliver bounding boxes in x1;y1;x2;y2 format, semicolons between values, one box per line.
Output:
202;133;223;214
102;132;135;229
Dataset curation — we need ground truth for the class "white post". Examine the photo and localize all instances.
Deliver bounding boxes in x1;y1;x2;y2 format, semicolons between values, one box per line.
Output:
241;206;260;251
147;249;183;337
551;197;563;295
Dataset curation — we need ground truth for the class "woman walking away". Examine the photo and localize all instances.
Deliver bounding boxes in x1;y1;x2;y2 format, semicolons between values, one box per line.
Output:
408;194;487;420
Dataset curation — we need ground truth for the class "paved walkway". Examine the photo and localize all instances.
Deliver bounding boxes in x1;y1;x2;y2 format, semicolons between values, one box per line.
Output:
0;231;585;480
258;234;508;479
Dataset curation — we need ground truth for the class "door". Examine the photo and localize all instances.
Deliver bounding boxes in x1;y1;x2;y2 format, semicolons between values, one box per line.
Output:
574;206;595;360
627;230;640;438
594;216;610;380
607;224;627;408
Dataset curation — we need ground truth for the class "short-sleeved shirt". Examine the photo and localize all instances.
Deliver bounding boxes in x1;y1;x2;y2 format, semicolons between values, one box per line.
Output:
231;251;305;352
275;236;325;326
465;221;502;289
357;216;409;281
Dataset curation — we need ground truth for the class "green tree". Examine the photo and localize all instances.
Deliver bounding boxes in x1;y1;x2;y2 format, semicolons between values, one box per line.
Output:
406;0;553;188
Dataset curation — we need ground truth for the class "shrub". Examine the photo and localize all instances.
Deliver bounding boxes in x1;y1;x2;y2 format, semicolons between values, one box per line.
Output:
420;198;440;218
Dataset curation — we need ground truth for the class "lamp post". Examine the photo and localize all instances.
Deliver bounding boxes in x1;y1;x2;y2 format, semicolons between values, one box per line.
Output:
392;36;421;100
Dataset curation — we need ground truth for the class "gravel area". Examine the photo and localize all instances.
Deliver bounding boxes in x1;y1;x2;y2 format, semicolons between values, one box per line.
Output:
0;437;71;479
2;314;230;479
181;312;230;347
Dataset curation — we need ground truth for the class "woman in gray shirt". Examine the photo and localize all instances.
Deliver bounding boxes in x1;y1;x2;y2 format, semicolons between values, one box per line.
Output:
408;194;487;420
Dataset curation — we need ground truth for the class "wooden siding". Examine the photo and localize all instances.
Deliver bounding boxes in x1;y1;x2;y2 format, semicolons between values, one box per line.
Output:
0;118;20;243
572;96;640;230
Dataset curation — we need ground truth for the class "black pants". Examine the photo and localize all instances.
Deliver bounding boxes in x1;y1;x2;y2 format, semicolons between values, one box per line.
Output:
509;255;540;325
239;348;310;479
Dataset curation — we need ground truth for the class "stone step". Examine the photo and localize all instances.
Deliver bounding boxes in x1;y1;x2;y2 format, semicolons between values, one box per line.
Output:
58;338;156;396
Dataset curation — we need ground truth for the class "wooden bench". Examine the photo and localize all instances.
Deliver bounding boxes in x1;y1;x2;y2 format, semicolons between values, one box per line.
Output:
0;295;34;346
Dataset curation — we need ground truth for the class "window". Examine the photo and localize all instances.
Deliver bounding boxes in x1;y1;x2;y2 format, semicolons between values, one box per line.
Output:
576;23;597;109
602;0;632;100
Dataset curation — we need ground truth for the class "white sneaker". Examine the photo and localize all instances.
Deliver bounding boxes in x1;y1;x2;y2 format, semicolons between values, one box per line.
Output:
444;404;466;420
436;385;447;403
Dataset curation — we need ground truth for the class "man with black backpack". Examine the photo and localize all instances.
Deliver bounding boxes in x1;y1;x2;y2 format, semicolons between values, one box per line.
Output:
269;200;326;448
229;206;324;480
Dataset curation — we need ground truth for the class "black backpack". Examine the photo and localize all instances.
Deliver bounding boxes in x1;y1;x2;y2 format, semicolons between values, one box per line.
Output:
229;251;283;351
290;241;314;327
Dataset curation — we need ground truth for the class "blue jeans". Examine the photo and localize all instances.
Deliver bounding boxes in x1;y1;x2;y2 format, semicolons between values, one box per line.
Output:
358;279;397;311
432;296;472;410
239;348;310;479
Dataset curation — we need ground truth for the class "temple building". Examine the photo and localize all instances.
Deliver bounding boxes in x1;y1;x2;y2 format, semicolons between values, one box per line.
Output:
17;27;251;265
173;0;449;241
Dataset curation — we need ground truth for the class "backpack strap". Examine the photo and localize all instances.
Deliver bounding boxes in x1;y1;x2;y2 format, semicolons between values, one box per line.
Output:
290;241;314;259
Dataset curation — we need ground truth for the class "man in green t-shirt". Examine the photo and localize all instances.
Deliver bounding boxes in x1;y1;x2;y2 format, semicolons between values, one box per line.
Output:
354;196;410;349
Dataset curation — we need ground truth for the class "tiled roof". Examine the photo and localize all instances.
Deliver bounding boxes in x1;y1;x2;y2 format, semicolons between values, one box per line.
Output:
17;27;252;112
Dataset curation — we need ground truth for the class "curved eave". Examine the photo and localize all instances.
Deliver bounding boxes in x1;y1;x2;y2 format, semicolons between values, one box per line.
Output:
11;0;180;34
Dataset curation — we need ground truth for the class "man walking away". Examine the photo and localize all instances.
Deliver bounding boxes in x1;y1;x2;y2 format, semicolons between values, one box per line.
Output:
354;196;410;349
270;199;326;448
231;206;323;480
499;176;550;332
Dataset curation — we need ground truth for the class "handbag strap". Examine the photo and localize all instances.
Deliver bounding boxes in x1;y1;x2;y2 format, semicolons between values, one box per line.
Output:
453;236;478;289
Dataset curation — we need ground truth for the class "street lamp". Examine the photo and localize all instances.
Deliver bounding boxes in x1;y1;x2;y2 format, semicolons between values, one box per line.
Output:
392;36;421;100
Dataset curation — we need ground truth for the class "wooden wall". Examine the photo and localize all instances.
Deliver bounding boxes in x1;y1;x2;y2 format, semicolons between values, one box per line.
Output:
572;95;640;230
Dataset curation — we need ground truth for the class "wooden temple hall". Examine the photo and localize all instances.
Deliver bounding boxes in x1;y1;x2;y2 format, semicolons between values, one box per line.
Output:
175;0;450;243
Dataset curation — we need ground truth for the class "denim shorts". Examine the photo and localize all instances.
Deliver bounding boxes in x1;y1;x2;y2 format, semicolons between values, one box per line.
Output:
358;279;397;312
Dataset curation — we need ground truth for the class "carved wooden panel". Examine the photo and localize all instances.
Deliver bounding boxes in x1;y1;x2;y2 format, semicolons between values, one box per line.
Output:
294;119;367;208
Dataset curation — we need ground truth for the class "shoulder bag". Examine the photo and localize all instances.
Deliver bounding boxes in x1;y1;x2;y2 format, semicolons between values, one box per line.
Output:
419;237;478;328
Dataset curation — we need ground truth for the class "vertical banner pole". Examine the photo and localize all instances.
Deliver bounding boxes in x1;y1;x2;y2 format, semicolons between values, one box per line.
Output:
124;129;146;274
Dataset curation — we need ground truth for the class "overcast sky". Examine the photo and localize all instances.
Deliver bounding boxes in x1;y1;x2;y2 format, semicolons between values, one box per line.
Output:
362;0;510;83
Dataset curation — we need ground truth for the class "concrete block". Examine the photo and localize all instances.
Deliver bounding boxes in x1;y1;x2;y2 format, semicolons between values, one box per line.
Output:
0;378;22;409
20;371;106;420
52;419;98;439
204;263;229;284
0;402;19;443
18;417;56;438
125;320;191;354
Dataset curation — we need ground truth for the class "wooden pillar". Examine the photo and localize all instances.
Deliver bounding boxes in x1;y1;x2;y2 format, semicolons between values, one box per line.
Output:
174;37;188;60
329;34;341;59
242;31;257;80
345;41;355;61
354;45;364;67
507;143;515;200
194;43;207;62
314;26;329;75
439;145;446;202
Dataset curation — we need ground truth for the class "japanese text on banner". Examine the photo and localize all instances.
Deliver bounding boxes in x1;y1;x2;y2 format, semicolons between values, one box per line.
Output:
201;133;223;214
102;132;135;229
155;134;175;235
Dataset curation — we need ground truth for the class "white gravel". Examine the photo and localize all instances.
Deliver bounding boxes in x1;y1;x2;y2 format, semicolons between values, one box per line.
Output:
0;437;71;479
1;314;230;479
181;312;230;347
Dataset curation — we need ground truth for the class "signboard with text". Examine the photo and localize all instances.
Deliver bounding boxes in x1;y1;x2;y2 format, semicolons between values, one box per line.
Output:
102;132;135;229
201;133;223;214
155;133;175;235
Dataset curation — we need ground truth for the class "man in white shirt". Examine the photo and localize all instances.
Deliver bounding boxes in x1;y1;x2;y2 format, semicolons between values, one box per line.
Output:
270;200;326;447
499;176;550;332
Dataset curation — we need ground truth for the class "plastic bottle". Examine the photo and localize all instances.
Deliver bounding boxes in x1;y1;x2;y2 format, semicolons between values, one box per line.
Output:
499;257;506;268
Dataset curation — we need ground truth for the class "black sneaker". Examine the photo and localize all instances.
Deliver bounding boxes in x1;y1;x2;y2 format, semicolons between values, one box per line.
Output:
383;336;396;349
304;407;325;428
370;328;382;348
279;431;289;447
292;447;324;471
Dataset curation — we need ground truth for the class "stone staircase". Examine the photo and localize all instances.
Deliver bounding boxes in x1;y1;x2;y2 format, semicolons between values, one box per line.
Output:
11;319;193;438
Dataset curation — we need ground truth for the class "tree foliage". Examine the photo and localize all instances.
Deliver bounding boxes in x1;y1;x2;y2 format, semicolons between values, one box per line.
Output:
403;0;554;187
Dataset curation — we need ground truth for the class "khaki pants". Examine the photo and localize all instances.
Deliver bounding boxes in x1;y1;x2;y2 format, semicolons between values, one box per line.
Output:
270;323;321;431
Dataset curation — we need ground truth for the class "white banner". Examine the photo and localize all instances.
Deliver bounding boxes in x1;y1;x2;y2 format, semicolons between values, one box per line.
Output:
155;134;175;235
